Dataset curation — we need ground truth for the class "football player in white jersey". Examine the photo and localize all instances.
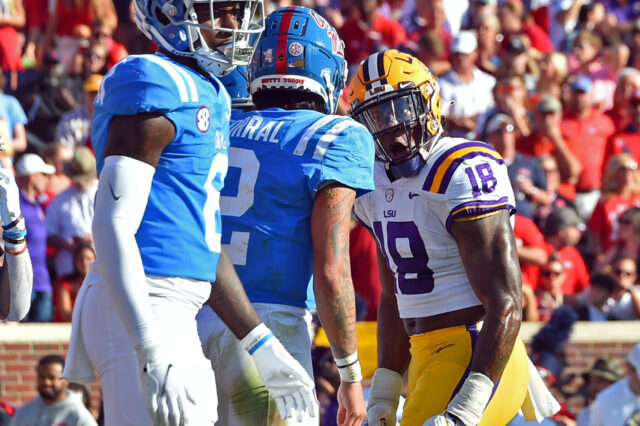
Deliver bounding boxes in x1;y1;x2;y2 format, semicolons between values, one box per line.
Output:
349;50;553;425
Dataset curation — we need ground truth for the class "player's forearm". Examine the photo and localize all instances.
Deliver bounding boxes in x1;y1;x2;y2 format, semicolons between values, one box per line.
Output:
452;211;522;381
207;247;262;339
313;267;358;358
376;249;410;374
469;242;522;381
376;293;410;374
93;156;158;348
312;184;359;358
4;249;33;321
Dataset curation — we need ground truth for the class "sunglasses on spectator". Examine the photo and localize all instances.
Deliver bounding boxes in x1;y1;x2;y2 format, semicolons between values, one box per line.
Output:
92;31;111;39
619;163;638;172
614;268;636;277
541;269;563;278
619;218;631;225
86;52;106;60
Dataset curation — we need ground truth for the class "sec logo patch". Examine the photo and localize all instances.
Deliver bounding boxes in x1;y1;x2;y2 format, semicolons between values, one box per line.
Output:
196;106;210;133
289;42;303;57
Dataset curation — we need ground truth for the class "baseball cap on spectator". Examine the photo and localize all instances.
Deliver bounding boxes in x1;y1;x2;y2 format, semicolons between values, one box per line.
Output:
64;146;97;183
629;343;640;377
485;113;514;135
507;37;527;54
452;31;477;55
570;75;592;93
43;50;64;65
15;154;56;177
537;95;563;113
84;74;103;93
542;207;584;235
588;358;623;382
475;0;497;5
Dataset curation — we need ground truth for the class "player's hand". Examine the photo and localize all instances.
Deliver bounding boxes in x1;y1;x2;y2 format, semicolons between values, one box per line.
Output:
0;169;22;225
365;368;402;426
336;381;366;426
422;412;460;426
249;331;316;422
137;345;195;426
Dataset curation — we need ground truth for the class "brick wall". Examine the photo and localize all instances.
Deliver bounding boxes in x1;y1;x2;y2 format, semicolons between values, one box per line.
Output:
1;322;639;417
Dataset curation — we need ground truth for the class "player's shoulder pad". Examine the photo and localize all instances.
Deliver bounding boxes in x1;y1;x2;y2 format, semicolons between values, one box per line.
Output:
422;138;505;194
98;54;197;115
293;113;373;158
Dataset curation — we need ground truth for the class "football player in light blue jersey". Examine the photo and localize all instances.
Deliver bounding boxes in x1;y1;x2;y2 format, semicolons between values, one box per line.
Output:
196;6;375;426
62;1;317;426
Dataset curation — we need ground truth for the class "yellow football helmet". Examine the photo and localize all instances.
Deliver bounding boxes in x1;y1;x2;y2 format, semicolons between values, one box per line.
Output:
348;49;444;168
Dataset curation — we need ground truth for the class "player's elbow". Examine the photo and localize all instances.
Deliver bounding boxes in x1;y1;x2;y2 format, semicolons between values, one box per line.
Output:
313;261;350;294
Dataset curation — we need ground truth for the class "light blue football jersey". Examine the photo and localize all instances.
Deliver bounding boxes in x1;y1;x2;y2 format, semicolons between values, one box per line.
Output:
92;53;231;282
221;108;375;309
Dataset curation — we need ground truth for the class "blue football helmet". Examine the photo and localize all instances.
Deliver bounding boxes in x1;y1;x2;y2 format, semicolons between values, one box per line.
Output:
248;6;347;114
133;0;265;76
219;65;253;109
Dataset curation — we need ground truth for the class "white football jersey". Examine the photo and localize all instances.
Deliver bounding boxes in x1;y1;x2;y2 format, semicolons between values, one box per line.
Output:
354;137;516;319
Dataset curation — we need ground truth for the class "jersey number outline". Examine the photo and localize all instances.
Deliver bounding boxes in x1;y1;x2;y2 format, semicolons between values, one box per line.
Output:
220;147;260;265
464;163;497;197
204;153;228;252
373;220;435;295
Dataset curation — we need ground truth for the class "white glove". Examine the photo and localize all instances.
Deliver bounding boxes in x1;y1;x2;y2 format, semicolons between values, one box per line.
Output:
241;323;316;422
0;168;22;226
136;344;196;426
366;368;402;426
423;412;460;426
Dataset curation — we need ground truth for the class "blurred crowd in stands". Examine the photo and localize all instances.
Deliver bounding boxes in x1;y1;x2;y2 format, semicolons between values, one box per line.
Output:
1;0;640;423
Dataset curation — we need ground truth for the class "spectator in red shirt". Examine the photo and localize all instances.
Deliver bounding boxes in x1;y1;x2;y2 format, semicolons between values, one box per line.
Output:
409;0;451;74
90;17;128;70
518;95;583;202
53;243;95;322
561;75;616;220
339;0;406;70
605;89;640;167
514;213;549;290
541;207;590;301
497;0;554;55
588;153;640;255
535;253;567;322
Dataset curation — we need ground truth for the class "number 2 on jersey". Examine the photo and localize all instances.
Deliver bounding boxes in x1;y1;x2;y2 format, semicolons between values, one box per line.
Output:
220;147;260;265
373;221;435;295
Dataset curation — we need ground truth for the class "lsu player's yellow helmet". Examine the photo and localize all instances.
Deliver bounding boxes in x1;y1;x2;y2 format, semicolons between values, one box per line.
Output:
348;50;444;177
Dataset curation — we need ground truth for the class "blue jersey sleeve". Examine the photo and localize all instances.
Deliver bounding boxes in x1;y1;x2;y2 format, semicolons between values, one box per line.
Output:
304;117;375;198
7;96;27;126
100;55;186;116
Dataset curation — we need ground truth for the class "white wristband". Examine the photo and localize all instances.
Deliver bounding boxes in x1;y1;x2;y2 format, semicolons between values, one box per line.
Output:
335;351;363;383
240;323;274;354
447;371;494;426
